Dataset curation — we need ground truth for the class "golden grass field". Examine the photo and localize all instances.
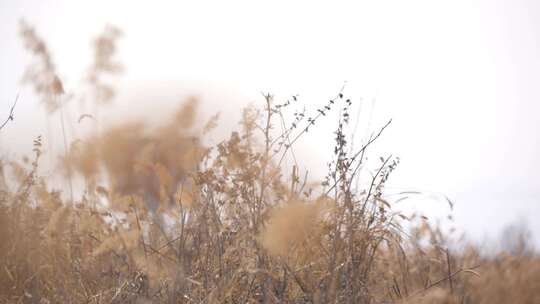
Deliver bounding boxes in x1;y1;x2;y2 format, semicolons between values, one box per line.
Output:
0;22;539;304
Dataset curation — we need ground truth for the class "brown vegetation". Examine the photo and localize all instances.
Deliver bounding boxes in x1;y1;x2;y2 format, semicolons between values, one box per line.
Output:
0;22;539;304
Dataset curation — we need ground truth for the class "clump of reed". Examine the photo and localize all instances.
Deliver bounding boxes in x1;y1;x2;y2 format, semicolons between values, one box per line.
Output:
1;22;539;304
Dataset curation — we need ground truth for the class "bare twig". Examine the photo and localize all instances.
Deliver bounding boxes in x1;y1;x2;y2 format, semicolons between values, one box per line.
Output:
446;248;454;294
324;119;392;196
407;264;481;299
0;93;20;131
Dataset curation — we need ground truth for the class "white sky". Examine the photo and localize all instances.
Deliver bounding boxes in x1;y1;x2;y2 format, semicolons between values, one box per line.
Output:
1;0;539;247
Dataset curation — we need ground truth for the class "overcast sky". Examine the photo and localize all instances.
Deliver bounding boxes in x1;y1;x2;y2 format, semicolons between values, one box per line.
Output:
1;0;539;247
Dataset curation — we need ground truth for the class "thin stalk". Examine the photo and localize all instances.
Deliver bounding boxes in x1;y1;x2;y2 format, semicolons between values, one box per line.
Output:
59;97;74;203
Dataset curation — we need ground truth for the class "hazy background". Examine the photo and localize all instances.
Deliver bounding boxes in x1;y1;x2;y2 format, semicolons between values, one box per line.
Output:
1;0;539;247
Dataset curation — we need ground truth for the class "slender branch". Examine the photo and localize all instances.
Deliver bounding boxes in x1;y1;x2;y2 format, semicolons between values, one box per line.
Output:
359;154;392;217
59;100;74;203
407;264;481;299
0;93;20;131
446;248;454;294
285;83;347;149
324;119;392;196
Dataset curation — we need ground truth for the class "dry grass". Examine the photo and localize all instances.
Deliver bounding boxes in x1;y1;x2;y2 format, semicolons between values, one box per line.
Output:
0;22;539;304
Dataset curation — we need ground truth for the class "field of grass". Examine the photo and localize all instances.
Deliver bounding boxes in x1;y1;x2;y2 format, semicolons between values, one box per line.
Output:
0;21;539;304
